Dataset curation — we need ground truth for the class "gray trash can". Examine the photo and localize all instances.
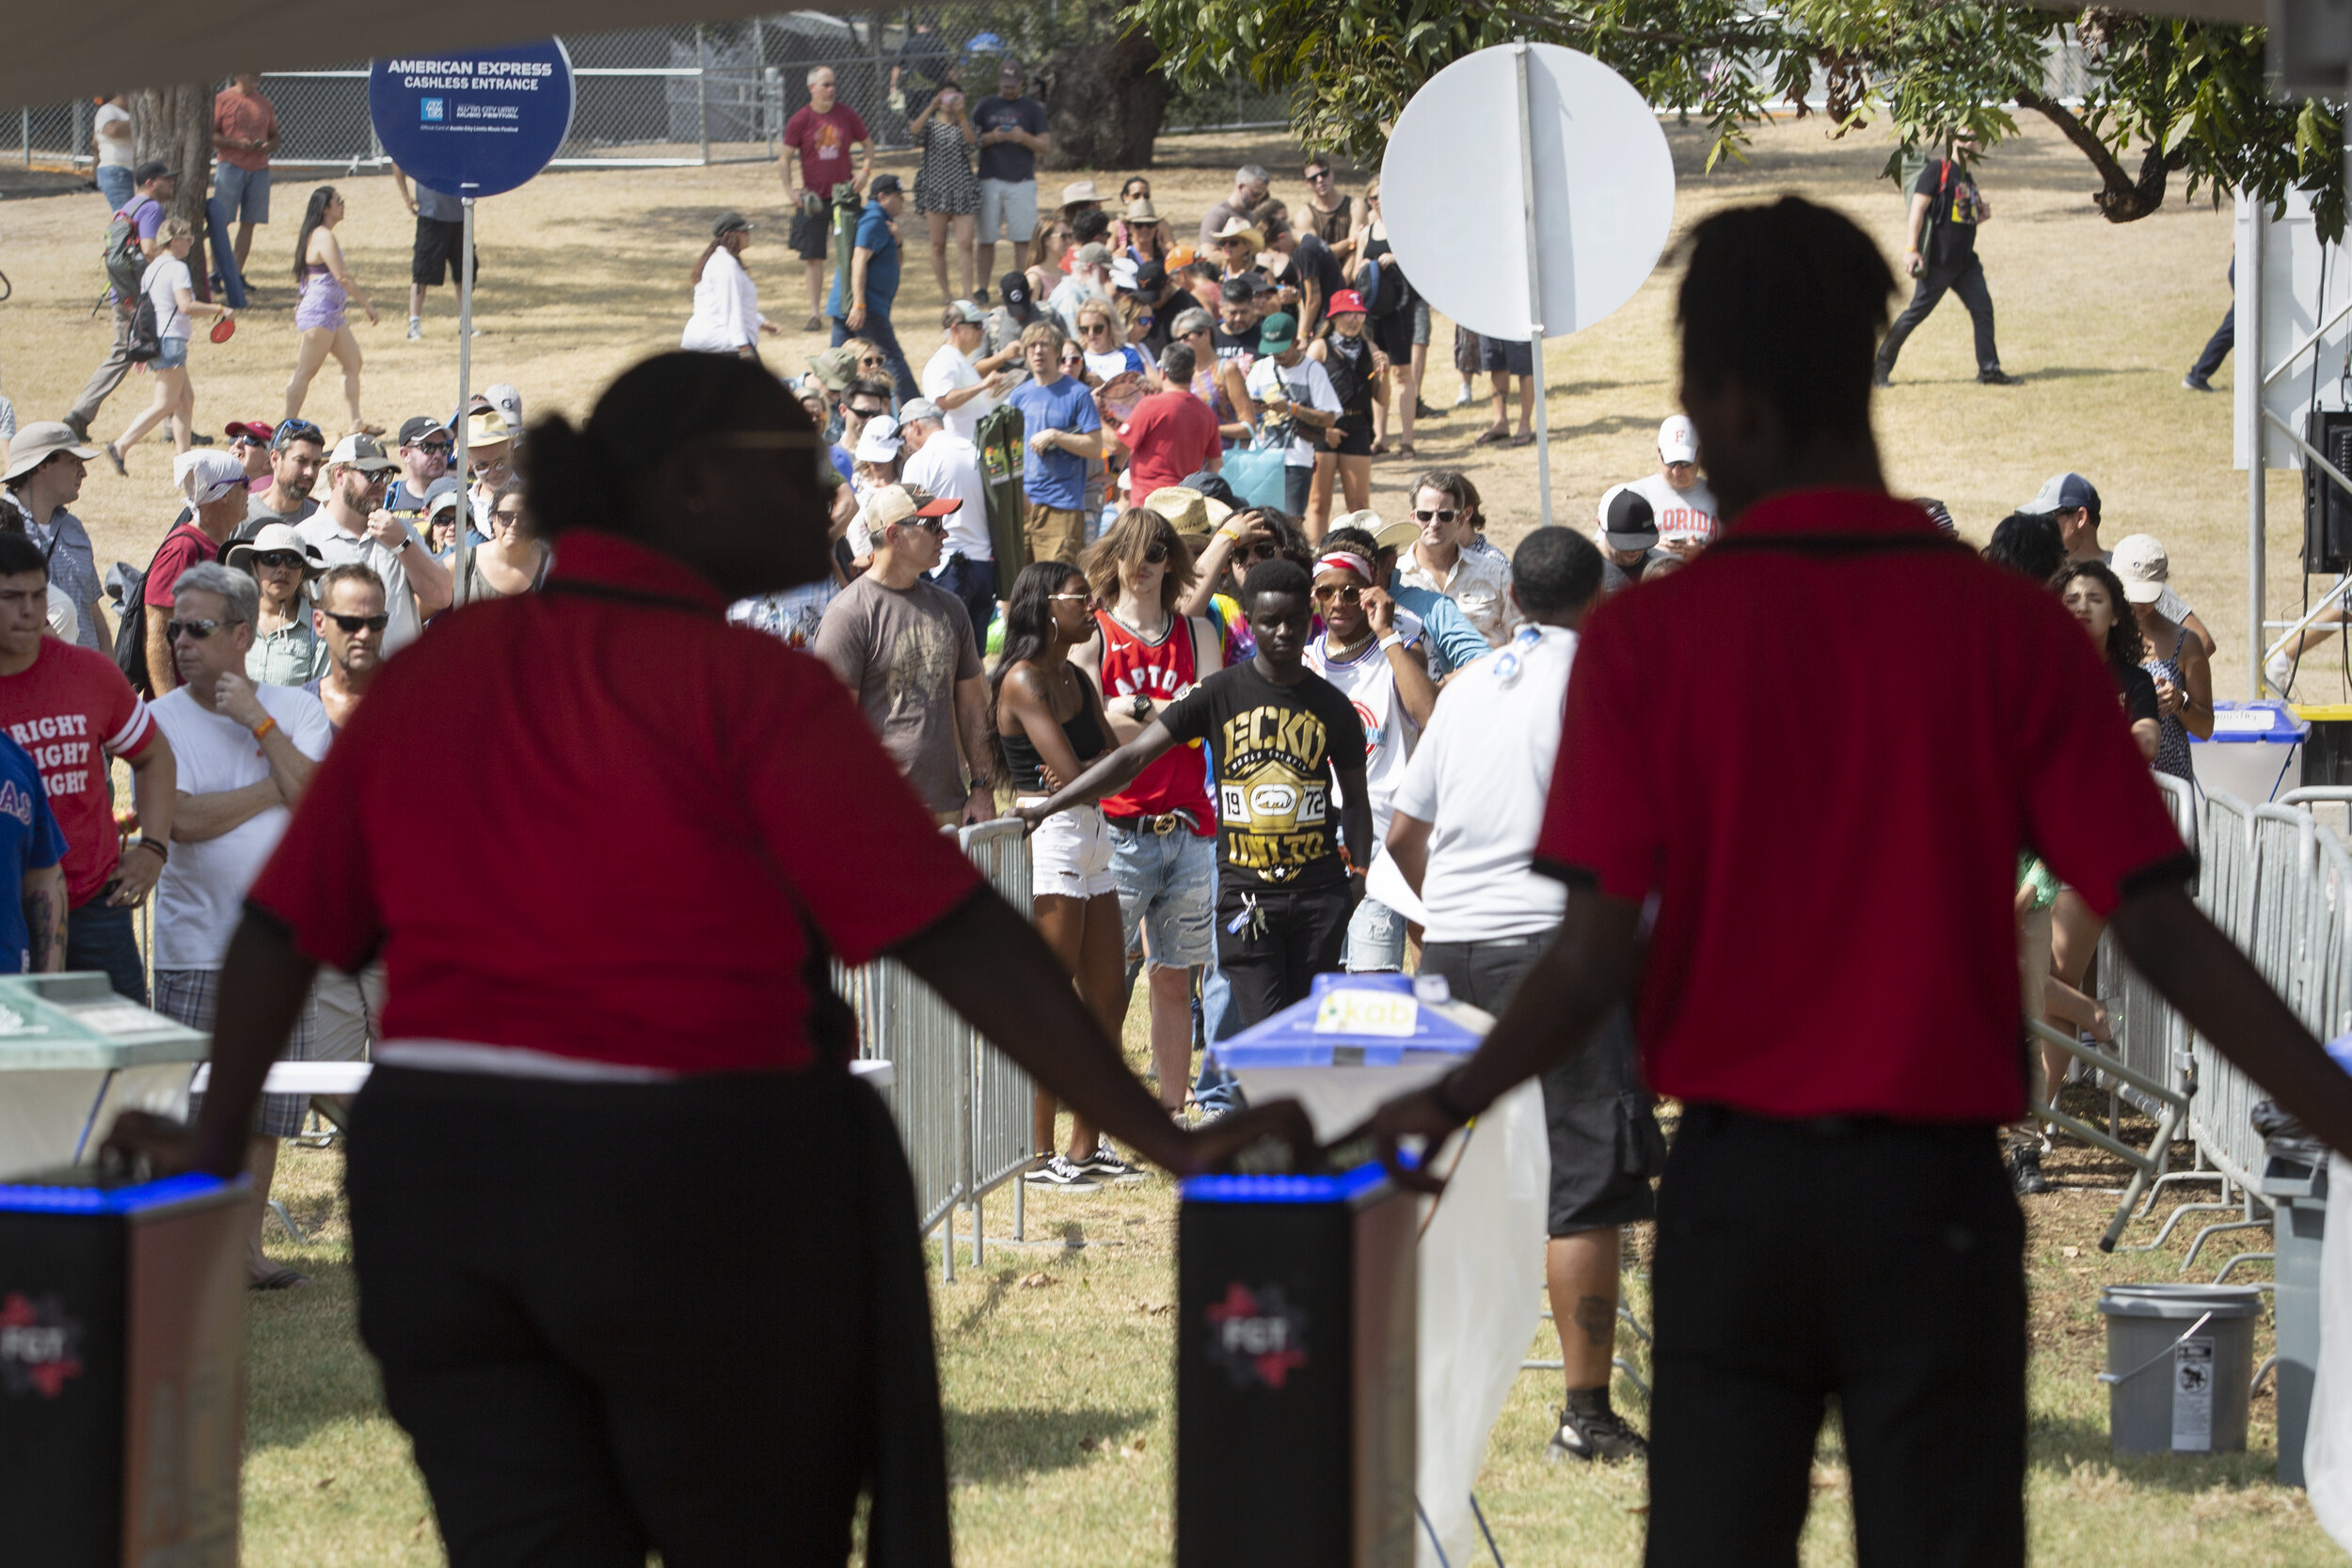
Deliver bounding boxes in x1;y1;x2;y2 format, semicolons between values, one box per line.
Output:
2099;1284;2265;1454
2256;1101;2327;1486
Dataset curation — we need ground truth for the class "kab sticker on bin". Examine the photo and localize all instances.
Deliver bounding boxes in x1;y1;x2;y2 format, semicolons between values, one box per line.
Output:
1313;989;1419;1037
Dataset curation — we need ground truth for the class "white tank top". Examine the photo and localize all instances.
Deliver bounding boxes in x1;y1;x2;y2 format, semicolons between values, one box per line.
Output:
1303;619;1421;842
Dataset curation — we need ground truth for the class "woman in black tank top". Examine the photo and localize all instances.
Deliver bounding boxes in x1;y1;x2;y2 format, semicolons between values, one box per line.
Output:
990;562;1134;1185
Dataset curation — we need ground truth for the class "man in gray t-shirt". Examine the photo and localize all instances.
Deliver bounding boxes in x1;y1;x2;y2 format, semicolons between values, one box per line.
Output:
1596;484;1664;596
810;485;998;821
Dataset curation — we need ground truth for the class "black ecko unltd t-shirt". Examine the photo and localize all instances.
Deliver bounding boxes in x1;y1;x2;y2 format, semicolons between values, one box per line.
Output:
1158;660;1367;891
1914;158;1981;271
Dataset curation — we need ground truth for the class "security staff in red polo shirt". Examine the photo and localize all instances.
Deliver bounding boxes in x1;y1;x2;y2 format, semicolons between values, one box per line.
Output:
110;353;1311;1568
1367;198;2352;1566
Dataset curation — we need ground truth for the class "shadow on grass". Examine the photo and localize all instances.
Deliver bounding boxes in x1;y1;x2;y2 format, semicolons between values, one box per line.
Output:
244;1259;395;1455
946;1403;1155;1484
2028;1413;2284;1493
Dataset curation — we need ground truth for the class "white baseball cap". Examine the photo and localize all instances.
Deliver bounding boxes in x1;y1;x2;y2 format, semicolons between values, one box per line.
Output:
175;449;251;505
1658;415;1698;466
853;416;903;464
2109;533;2170;606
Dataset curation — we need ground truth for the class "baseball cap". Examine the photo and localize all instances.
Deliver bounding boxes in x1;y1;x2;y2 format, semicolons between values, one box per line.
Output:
421;476;465;516
1134;259;1168;293
326;433;397;473
225;523;325;578
223;420;277;446
133;158;171;186
2109;533;2171;605
946;298;986;325
1062;180;1102;207
869;172;904;197
398;415;451;447
1599;483;1660;552
175;448;250;504
853;416;904;464
999;273;1033;309
1325;289;1367;317
1256;311;1298;352
2019;471;2100;520
2;421;99;483
483;384;524;436
1658;415;1699;465
858;483;961;547
898;398;946;426
1184;468;1240;510
711;210;752;238
1075;242;1113;269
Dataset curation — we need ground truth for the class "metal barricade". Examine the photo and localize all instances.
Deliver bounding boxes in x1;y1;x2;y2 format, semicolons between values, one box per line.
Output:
836;818;1035;1283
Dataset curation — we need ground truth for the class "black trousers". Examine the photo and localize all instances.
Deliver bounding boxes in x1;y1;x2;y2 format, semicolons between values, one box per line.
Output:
2189;257;2236;382
1645;1106;2026;1568
1874;253;2002;377
1216;881;1350;1031
347;1065;950;1568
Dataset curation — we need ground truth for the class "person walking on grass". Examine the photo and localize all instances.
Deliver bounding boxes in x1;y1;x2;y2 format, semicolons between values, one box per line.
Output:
211;72;279;277
993;561;1142;1190
1364;195;2352;1567
285;186;382;436
104;220;234;473
62;159;173;442
1872;131;2022;388
831;175;918;403
910;80;979;306
391;165;481;341
682;213;780;360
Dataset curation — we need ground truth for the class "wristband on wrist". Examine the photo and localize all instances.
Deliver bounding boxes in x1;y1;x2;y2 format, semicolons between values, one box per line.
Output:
1377;631;1406;652
131;836;167;864
250;715;278;743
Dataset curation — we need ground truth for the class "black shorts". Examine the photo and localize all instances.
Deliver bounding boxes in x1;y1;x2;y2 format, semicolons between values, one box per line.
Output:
1421;933;1662;1236
788;199;833;261
1331;410;1375;458
1479;336;1534;377
412;216;477;287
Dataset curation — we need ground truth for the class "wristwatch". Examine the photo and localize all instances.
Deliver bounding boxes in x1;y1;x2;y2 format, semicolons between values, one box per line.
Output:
1129;691;1152;721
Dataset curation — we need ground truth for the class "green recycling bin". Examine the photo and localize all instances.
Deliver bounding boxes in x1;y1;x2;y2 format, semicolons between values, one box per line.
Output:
0;974;210;1180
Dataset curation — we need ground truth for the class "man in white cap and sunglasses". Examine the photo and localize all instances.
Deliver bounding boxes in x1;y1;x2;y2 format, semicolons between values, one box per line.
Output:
1617;415;1720;558
296;434;451;655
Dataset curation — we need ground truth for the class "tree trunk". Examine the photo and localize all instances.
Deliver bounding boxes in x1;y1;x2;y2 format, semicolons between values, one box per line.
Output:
2015;87;2182;224
129;83;214;288
1038;24;1168;169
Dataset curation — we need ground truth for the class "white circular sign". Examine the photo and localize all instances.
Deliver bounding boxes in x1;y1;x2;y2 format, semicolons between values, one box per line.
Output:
1379;43;1675;344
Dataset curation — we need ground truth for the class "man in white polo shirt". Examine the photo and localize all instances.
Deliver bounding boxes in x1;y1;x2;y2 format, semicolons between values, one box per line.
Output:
1619;415;1721;558
1385;525;1663;1466
898;397;995;651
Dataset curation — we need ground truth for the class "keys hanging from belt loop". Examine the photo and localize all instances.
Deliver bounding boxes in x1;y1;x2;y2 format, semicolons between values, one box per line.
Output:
1226;892;1266;939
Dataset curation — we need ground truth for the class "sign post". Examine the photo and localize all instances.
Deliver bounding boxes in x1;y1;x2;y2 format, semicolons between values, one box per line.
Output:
368;41;574;603
1381;43;1674;530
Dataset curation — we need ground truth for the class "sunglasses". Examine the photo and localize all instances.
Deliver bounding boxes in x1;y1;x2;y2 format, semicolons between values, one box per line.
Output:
326;611;390;633
1142;540;1170;564
859;356;887;367
410;440;454;457
272;420;323;450
167;617;231;641
900;516;946;534
1239;540;1280;562
1084;322;1115;334
252;551;307;570
1413;507;1458;524
1305;170;1332;182
493;507;525;524
1311;582;1362;604
847;404;888;420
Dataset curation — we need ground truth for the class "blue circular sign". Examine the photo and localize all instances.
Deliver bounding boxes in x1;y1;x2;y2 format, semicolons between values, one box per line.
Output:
369;40;574;198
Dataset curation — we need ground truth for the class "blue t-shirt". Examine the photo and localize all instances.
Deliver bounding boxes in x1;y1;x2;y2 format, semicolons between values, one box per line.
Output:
0;734;66;974
1391;584;1491;679
828;201;901;320
1007;374;1101;511
830;444;855;484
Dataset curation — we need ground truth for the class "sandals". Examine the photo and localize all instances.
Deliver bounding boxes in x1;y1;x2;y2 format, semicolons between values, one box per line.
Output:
103;441;127;476
1510;431;1535;447
349;421;386;438
1396;442;1417;460
250;1267;310;1291
1472;426;1511;446
1369;437;1390;456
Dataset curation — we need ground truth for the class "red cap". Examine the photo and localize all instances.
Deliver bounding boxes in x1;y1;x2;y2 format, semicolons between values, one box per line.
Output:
1326;289;1367;317
224;420;275;444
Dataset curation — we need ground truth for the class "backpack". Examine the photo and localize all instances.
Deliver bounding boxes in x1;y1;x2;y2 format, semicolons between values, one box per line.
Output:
125;295;163;365
103;197;159;299
106;528;187;696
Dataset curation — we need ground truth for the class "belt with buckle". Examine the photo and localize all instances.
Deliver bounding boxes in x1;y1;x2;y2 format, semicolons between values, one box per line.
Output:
1108;810;1194;836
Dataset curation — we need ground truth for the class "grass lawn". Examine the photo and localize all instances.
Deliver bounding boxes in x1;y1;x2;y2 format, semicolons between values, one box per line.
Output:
0;107;2331;1563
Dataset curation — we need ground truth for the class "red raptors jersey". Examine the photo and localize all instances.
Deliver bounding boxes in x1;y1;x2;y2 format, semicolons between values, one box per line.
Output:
1095;610;1215;832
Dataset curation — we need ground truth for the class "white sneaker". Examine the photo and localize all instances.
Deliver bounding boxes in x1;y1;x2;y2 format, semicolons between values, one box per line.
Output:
1451;383;1475;408
1023;1153;1100;1190
406;318;422;341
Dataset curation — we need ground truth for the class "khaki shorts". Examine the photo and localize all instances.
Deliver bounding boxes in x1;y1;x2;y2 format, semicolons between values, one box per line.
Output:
1024;500;1087;566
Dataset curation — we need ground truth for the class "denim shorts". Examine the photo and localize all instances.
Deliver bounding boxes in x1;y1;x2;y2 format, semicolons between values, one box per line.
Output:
1107;819;1216;970
1341;894;1407;973
153;336;189;370
1021;800;1119;900
214;161;270;224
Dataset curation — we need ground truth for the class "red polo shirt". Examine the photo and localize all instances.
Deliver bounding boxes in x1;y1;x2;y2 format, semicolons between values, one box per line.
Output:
1534;488;2189;1123
246;532;983;1074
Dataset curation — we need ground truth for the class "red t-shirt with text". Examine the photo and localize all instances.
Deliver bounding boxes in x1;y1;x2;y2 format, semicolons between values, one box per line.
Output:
0;641;158;906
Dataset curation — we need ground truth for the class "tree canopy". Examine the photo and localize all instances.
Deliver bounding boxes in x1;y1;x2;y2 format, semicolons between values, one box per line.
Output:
1121;0;2347;240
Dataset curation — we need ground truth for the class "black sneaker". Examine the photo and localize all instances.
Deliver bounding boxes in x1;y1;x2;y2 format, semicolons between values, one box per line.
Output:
1546;1402;1648;1464
2008;1145;2049;1196
1415;398;1445;419
1871;369;1893;388
2183;373;2216;393
1979;369;2023;386
1024;1153;1100;1190
1079;1143;1147;1183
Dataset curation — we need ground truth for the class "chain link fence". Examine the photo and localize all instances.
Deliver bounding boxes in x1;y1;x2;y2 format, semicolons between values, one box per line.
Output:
6;11;1294;176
